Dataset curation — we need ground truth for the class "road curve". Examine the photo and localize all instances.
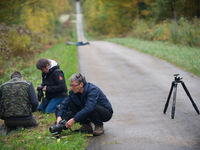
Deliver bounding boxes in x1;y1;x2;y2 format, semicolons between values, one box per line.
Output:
76;2;200;150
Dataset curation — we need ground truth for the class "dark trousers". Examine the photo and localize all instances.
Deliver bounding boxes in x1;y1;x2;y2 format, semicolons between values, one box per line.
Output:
57;101;112;125
4;116;38;129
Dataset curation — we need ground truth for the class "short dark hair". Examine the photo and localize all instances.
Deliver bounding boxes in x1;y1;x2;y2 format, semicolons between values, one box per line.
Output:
36;58;50;70
11;71;22;79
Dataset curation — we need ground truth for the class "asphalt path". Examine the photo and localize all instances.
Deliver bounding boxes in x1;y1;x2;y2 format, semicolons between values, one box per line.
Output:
76;2;200;150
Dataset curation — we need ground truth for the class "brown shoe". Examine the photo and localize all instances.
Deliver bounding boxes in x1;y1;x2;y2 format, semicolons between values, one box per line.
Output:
93;124;104;136
79;123;93;134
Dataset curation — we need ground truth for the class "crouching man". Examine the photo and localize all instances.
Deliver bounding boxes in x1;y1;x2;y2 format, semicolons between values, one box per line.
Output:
0;71;38;135
56;73;113;136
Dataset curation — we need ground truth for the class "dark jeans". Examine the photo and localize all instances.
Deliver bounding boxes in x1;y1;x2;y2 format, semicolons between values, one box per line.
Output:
57;101;113;125
4;116;38;129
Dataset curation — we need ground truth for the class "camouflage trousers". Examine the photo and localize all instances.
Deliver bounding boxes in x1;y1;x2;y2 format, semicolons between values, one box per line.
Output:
0;116;38;136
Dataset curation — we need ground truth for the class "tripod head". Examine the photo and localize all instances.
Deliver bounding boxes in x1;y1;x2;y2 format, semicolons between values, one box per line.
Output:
174;74;183;82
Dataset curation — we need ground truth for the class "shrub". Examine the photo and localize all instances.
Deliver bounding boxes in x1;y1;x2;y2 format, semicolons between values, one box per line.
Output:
152;21;170;41
169;21;179;44
132;19;152;40
169;18;200;46
0;24;11;60
178;17;198;46
8;28;31;56
129;17;200;47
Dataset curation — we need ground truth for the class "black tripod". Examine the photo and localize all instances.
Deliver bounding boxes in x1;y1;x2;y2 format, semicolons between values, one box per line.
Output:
163;74;200;119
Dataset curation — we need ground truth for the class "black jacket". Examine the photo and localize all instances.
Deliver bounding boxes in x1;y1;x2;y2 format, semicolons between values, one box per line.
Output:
42;65;68;99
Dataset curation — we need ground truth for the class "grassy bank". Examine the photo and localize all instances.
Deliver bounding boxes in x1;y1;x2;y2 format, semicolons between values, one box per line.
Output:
0;41;89;149
107;38;200;77
0;112;86;150
0;10;88;149
0;0;75;77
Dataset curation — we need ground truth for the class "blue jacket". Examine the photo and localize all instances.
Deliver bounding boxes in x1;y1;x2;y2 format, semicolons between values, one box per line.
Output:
57;82;113;122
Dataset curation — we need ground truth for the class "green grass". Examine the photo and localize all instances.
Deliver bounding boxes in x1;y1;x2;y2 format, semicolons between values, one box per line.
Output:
0;42;88;149
0;8;88;150
107;37;200;77
0;43;78;86
0;21;88;149
0;113;87;150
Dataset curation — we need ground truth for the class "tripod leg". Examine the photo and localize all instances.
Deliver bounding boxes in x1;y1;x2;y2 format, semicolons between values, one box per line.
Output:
180;81;200;114
171;83;178;119
163;82;174;114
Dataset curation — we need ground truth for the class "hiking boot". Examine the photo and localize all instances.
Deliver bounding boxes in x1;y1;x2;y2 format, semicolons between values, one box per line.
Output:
93;124;104;136
79;123;93;134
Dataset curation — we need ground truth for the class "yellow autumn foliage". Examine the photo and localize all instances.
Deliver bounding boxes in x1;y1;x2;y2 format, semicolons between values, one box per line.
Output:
83;0;152;36
0;0;74;59
8;28;31;55
26;9;52;35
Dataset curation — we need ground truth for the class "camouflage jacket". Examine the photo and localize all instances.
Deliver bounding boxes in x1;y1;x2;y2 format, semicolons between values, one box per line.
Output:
0;77;38;118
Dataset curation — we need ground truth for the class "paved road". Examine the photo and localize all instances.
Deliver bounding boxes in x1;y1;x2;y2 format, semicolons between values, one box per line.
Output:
76;2;200;150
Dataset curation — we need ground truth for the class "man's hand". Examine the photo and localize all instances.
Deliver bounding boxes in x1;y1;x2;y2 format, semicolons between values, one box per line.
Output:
56;116;62;125
65;118;75;128
42;86;47;91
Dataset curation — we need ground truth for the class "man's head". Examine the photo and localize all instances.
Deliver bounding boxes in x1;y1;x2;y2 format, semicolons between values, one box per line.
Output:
69;73;86;93
36;58;50;73
11;71;22;79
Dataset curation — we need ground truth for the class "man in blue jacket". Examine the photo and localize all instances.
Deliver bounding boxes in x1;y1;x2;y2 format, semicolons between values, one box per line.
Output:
56;73;113;136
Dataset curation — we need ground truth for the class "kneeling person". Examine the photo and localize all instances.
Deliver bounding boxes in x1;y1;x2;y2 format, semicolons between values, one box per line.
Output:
56;73;113;136
0;71;38;133
36;58;68;113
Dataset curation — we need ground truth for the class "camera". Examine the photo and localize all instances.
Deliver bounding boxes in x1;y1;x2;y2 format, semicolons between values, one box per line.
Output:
37;86;44;102
49;120;67;135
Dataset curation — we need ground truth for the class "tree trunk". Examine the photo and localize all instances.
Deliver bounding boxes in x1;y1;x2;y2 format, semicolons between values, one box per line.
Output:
171;0;177;21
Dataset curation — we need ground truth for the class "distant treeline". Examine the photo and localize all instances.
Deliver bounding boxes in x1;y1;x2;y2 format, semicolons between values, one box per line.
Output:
0;0;74;76
81;0;200;47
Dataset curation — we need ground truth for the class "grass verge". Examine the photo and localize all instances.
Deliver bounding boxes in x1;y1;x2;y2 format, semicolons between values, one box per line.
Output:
107;38;200;77
0;112;87;150
0;43;88;149
0;24;89;149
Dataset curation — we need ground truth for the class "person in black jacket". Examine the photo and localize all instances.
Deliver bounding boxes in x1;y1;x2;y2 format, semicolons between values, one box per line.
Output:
56;73;113;136
36;58;68;113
